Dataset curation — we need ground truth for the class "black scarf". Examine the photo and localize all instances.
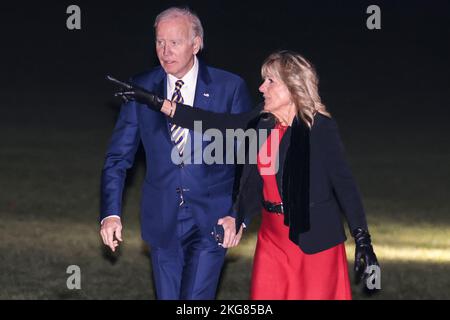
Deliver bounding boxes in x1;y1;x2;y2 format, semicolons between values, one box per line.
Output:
282;116;311;244
235;111;311;245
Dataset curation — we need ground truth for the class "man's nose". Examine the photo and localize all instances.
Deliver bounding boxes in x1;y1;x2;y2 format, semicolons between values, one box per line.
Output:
162;45;171;56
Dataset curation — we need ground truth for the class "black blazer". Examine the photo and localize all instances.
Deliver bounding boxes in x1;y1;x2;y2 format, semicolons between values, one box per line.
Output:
173;104;368;254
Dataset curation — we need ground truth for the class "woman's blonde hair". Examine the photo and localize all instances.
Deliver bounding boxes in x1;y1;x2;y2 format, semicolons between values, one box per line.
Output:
261;50;331;128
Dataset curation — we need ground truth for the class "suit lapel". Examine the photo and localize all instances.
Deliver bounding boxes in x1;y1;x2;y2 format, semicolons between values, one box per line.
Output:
276;126;291;194
152;74;175;144
155;74;167;98
193;60;213;111
235;114;275;201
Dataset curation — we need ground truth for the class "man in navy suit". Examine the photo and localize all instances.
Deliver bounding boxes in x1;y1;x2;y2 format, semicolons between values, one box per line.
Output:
99;7;252;299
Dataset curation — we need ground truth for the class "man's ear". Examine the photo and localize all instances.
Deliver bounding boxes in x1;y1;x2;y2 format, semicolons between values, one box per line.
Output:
193;36;201;55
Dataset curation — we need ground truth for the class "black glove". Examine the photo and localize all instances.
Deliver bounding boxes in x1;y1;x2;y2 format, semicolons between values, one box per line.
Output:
353;227;380;291
106;75;165;112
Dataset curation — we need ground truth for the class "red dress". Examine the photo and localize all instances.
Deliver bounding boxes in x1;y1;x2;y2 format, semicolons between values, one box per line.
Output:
250;123;352;300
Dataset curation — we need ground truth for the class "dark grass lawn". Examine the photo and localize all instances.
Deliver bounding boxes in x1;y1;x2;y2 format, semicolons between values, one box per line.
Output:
1;100;450;300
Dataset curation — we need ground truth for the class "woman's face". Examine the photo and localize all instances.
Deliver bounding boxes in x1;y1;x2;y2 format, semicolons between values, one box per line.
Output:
259;73;292;113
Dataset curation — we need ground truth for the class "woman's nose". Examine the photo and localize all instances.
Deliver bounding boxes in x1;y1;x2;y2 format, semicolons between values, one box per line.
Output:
259;83;265;93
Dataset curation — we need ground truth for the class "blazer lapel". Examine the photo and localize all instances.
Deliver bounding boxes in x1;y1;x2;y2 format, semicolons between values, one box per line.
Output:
152;74;175;144
155;75;166;98
234;113;275;202
276;126;291;197
193;60;213;111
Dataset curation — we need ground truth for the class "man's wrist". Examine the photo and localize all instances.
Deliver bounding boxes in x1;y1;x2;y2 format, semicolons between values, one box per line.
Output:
101;215;121;225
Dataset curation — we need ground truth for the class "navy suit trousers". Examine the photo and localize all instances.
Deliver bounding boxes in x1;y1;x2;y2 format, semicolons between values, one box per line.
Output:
149;206;227;300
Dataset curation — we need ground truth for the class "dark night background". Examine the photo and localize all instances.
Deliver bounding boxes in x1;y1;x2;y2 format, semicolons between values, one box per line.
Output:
1;0;449;299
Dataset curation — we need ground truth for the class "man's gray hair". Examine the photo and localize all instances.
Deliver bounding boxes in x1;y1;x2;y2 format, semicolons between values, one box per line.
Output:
154;7;204;50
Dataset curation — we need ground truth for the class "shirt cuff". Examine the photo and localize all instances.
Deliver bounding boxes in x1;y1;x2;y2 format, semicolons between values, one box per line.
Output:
101;215;121;225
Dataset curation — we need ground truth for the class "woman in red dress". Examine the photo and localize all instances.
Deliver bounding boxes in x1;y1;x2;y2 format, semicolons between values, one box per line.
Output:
111;50;380;300
251;122;351;299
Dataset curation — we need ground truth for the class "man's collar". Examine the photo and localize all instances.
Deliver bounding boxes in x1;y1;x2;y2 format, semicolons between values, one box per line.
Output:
167;56;199;89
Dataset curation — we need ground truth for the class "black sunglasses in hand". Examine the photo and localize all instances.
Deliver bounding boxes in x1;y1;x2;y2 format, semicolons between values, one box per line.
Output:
212;225;224;245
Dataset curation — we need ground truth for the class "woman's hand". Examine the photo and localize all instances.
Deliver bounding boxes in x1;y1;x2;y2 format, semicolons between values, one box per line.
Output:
106;75;166;112
114;86;165;112
353;227;380;290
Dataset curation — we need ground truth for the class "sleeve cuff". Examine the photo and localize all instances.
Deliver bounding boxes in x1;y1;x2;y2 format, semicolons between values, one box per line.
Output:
100;215;121;225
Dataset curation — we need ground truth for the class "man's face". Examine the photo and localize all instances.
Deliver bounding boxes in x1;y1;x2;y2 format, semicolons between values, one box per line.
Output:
155;16;200;79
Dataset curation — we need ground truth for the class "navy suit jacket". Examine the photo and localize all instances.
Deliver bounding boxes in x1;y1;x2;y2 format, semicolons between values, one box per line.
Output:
100;60;252;248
